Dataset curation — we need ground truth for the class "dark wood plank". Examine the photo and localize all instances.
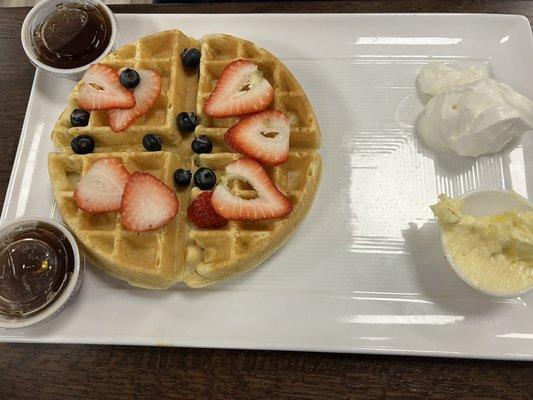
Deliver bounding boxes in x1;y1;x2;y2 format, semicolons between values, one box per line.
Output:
0;344;532;400
0;7;35;199
0;2;533;400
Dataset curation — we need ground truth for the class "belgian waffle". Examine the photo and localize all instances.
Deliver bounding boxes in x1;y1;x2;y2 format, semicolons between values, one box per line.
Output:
48;30;322;289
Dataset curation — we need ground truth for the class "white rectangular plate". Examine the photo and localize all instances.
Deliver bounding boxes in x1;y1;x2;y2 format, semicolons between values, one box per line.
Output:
2;14;533;360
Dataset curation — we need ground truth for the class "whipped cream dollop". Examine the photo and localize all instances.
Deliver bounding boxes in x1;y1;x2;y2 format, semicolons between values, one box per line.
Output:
418;63;488;96
417;63;533;157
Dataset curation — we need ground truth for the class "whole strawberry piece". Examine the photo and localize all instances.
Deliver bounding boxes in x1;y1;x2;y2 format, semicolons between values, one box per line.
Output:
187;191;228;229
204;59;274;118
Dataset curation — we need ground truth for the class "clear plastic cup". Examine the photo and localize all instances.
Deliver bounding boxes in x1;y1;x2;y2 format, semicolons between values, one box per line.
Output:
21;0;118;81
440;189;533;298
0;218;85;329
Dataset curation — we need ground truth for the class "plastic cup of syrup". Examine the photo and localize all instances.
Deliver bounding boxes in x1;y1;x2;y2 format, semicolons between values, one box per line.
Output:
21;0;118;80
0;218;84;329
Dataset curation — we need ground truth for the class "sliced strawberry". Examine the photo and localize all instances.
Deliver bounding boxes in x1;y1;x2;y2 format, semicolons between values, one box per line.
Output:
77;64;135;110
225;110;290;166
108;69;162;133
204;59;274;118
120;172;179;232
74;158;130;213
211;158;291;220
187;191;228;229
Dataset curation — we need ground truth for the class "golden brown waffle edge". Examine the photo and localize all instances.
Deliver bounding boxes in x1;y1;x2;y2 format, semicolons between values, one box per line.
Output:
48;29;322;289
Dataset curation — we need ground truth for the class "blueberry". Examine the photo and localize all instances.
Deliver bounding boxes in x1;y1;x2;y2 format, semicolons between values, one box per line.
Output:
174;169;192;187
191;135;213;154
177;112;199;133
142;134;162;151
71;135;95;154
181;48;201;69
194;168;216;190
70;109;90;127
119;68;140;89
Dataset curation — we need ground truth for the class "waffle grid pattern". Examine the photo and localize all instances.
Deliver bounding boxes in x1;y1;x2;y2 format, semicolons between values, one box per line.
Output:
48;30;322;289
51;30;200;154
184;34;321;287
49;151;190;288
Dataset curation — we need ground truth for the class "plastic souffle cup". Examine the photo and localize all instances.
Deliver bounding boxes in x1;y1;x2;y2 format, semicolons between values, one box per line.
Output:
439;189;533;298
21;0;118;81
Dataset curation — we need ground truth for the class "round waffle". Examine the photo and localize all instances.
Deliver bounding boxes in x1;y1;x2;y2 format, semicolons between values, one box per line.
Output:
48;29;322;289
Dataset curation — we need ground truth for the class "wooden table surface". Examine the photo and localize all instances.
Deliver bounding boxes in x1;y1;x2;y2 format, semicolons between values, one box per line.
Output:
1;2;533;399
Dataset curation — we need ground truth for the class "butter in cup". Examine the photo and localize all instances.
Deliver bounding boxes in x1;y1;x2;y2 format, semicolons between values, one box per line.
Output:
432;190;533;298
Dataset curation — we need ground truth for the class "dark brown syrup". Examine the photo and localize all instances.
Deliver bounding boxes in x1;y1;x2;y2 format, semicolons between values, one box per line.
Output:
0;222;75;318
31;2;112;69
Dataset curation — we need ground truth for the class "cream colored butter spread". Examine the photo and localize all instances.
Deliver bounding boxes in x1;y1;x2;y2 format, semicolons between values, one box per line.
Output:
431;194;533;295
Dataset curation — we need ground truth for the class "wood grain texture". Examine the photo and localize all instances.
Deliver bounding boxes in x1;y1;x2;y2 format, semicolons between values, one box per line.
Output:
1;2;533;399
0;344;532;400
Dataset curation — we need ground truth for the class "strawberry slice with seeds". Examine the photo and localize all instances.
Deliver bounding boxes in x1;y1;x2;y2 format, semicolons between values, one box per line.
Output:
204;59;274;118
120;172;179;232
225;110;290;166
77;64;135;110
74;158;130;213
211;158;291;220
187;191;228;229
108;69;162;133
